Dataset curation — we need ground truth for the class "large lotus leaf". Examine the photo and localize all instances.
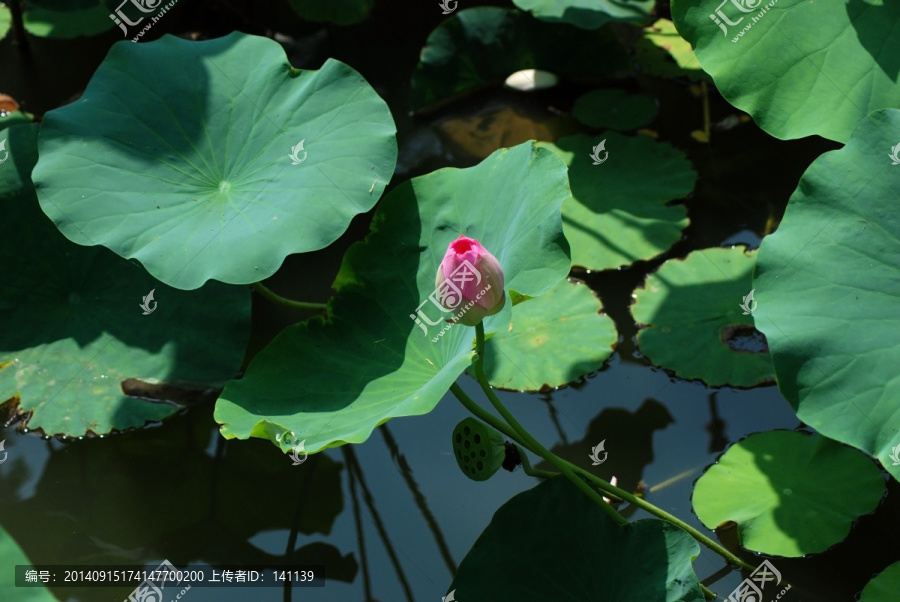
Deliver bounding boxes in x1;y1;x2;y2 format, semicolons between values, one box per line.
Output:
632;246;773;387
634;19;708;82
539;133;694;271
288;0;373;25
692;431;885;556
860;562;900;602
22;0;116;39
448;476;704;601
0;523;56;601
754;108;900;481
671;0;900;143
215;142;572;453
411;7;628;111
32;32;397;290
478;278;617;390
0;126;250;437
511;0;653;29
572;89;658;131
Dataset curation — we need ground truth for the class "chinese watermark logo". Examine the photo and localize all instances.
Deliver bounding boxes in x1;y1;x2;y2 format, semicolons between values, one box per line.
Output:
889;443;900;466
589;440;607;465
0;138;8;164
110;0;180;42
889;143;900;166
709;0;778;43
438;0;457;14
589;140;608;165
410;260;493;343
126;559;187;602
727;559;789;602
0;440;7;465
739;289;756;315
140;289;157;315
289;140;307;165
442;589;457;602
277;431;308;466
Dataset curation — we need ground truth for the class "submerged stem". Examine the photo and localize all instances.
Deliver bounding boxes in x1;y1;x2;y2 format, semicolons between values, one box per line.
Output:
251;282;327;310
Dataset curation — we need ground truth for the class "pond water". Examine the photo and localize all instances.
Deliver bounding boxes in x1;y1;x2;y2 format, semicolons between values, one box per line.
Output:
1;2;895;601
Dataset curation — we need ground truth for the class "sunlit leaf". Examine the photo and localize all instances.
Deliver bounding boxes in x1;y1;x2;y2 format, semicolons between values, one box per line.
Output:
754;108;900;481
693;430;885;556
215;142;572;454
32;32;397;289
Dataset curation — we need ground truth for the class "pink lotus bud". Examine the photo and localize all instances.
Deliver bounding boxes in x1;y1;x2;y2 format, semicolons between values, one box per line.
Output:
435;235;506;326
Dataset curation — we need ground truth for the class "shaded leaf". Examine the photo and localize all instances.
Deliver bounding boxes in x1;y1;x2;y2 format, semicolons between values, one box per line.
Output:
449;476;704;601
0;523;56;601
860;561;900;602
572;89;658;131
411;7;628;111
0;126;250;437
511;0;653;29
540;133;694;271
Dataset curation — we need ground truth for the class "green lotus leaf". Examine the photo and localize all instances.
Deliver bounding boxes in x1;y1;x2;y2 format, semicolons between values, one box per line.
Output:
672;0;900;142
287;0;373;25
539;133;694;271
449;476;704;601
411;7;628;111
0;5;10;41
214;142;572;454
0;110;34;130
22;0;116;39
478;277;617;390
860;561;900;602
511;0;653;29
32;32;397;290
692;430;885;556
634;19;708;82
1;123;40;199
754;108;900;481
572;89;658;130
0;523;56;601
0;127;250;437
632;246;773;387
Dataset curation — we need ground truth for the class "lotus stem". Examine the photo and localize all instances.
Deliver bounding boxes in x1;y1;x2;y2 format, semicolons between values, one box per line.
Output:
451;322;755;573
251;282;327;310
471;323;628;525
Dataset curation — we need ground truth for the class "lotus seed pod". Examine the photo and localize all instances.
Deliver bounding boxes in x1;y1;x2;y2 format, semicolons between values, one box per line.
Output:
452;417;507;481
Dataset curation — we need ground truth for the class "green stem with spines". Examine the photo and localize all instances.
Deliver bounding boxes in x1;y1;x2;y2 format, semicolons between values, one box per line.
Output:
450;322;755;572
471;323;626;525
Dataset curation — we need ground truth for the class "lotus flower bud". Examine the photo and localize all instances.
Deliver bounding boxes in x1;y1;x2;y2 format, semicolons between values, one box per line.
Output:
435;235;505;326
